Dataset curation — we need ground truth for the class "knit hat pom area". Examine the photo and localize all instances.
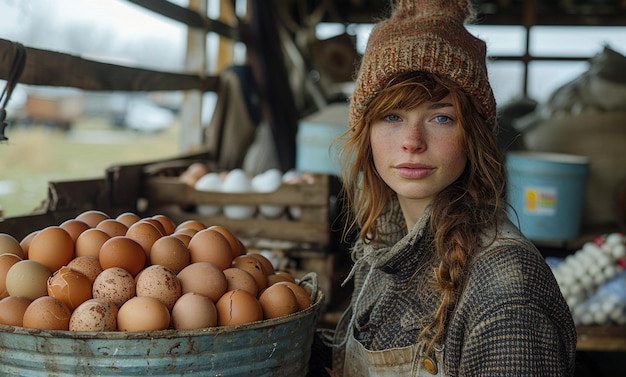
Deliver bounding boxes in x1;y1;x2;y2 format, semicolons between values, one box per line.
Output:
350;0;496;129
393;0;474;23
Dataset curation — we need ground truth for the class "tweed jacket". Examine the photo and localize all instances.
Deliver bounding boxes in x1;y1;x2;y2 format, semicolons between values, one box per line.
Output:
333;203;577;376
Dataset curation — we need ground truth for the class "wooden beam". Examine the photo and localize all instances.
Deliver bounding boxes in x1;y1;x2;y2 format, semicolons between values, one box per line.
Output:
0;39;219;92
126;0;240;41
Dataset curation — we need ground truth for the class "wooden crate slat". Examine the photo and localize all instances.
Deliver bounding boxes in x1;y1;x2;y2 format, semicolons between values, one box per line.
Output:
152;205;329;245
142;175;329;206
576;326;626;351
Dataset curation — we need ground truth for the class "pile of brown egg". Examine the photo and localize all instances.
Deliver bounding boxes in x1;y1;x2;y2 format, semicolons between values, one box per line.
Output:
0;210;312;332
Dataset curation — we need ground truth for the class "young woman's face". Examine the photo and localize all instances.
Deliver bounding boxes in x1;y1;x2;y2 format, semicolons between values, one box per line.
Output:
370;94;467;216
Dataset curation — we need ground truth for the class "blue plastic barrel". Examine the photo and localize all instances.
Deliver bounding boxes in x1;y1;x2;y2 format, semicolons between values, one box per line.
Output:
506;151;589;241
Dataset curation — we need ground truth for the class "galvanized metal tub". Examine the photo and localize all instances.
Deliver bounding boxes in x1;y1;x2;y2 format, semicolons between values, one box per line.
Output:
0;287;323;376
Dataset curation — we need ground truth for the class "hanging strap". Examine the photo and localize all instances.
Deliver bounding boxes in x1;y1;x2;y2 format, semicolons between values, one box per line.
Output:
1;42;27;142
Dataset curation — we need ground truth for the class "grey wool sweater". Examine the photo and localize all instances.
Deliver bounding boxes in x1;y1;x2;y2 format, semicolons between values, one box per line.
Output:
333;204;577;376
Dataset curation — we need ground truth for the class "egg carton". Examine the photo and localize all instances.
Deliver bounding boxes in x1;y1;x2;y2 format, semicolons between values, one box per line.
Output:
551;232;626;325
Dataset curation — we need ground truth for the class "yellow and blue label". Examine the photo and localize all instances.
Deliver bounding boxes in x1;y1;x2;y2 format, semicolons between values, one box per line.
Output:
524;187;557;216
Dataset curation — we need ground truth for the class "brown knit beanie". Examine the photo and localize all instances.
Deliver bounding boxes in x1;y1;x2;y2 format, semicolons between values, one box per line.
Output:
350;0;496;129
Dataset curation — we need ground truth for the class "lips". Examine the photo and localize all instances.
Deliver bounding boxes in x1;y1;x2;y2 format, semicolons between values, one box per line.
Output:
394;163;434;179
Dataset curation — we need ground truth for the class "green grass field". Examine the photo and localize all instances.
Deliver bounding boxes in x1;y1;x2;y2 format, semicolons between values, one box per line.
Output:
0;116;181;217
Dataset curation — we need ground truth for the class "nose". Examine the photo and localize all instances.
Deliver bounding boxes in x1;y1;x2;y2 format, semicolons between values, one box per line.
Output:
401;123;426;153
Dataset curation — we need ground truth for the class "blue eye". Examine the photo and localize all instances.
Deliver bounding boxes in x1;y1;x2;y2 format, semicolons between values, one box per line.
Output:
384;114;402;122
434;115;451;123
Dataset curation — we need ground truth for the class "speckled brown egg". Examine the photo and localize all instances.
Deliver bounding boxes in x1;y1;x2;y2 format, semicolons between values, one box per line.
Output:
92;267;136;307
136;265;181;311
66;256;103;284
69;298;118;332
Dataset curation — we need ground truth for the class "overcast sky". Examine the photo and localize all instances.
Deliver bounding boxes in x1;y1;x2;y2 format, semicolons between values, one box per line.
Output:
0;0;188;71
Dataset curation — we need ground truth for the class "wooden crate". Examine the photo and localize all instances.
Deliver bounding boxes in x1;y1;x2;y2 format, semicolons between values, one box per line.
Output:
117;160;343;248
0;179;119;240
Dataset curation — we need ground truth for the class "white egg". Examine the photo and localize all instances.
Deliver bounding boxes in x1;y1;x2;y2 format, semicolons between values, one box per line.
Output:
289;206;302;220
252;169;285;218
572;305;586;321
611;243;626;259
592;272;606;287
579;311;594;326
578;274;593;290
194;172;223;216
583;242;602;256
221;169;256;219
252;169;282;192
195;172;222;190
593;309;608;325
610;305;626;324
282;169;301;184
605;233;624;247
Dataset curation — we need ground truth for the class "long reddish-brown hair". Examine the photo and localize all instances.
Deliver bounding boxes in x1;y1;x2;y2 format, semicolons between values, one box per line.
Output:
335;72;506;354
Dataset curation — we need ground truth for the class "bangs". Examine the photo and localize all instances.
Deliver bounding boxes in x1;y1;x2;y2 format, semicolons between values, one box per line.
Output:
365;72;453;121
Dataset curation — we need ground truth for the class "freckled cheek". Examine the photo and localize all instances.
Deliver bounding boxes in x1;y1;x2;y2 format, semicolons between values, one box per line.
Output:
370;131;393;164
447;142;468;178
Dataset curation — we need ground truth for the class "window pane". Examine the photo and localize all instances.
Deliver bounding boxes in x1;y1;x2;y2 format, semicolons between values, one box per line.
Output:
487;61;526;106
0;0;187;71
530;26;626;57
527;61;590;102
467;25;527;56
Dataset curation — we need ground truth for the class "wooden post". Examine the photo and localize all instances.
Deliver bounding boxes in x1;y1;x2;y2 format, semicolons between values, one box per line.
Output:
217;0;237;72
179;0;208;154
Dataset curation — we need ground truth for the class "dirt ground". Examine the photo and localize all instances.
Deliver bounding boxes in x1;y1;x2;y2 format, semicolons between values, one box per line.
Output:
0;116;181;217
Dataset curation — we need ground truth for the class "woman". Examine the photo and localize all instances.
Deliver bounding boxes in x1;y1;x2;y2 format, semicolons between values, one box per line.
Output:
328;0;577;376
